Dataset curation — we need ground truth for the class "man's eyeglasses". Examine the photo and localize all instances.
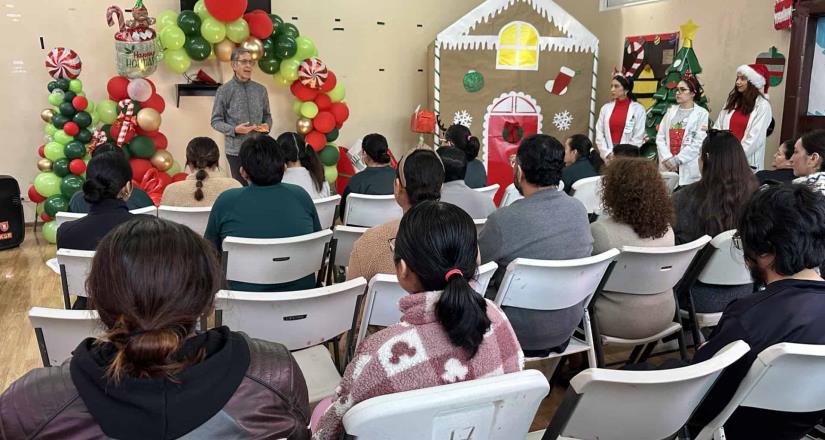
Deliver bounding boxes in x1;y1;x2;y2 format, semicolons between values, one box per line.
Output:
234;59;254;66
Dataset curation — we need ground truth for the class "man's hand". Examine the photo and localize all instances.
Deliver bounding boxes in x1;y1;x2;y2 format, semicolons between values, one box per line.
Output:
255;123;270;133
234;123;255;135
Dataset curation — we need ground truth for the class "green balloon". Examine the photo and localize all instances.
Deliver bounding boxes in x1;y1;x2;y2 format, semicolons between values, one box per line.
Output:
200;16;226;43
120;143;132;160
47;81;59;92
51;114;69;129
294;36;316;60
36;201;45;215
292;99;303;115
273;34;297;60
42;220;58;244
280;23;299;39
44;142;66;161
262;36;276;59
64;141;86;159
119;101;141;115
300;102;319;119
157;10;178;31
258;58;280;74
166;160;182;176
269;14;283;35
56;79;70;91
73;111;92;128
164;48;192;73
193;0;209;18
34;172;62;197
52;158;70;177
62;91;76;103
60;175;84;198
59;102;76;117
177;10;202;36
328;82;346;103
280;58;301;81
48;93;63;106
97;100;118;124
53;130;74;146
160;25;186;50
85;98;95;113
225;18;249;43
326;128;340;143
44;123;58;136
184;35;211;61
75;128;92;144
129;136;156;158
44;194;69;217
69;79;83;93
90;111;100;126
324;164;338;184
319;145;340;166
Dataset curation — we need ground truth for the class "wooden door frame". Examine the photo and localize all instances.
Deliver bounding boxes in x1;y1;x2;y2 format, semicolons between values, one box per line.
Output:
781;0;825;140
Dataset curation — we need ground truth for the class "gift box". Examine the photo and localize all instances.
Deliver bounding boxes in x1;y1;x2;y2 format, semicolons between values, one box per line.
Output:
411;106;436;134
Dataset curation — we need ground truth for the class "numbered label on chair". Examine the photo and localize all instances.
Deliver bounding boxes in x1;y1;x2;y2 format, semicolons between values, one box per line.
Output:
432;406;493;439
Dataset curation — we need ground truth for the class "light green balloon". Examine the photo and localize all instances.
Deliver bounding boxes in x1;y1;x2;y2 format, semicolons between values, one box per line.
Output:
225;18;249;43
294;36;316;61
97;100;118;124
69;79;83;93
48;93;62;106
85;98;95;113
324;165;338;184
200;16;226;44
36;201;45;215
166;160;182;177
53;130;74;146
160;25;186;50
42;220;58;244
164;48;192;73
157;10;178;31
44;142;67;160
90;110;100;126
273;72;292;87
44;124;57;136
328;82;346;103
34;172;62;197
300;102;319;119
292;100;303;115
280;59;301;81
193;0;209;19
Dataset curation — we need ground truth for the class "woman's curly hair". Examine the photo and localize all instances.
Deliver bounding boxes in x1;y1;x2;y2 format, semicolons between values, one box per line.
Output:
600;158;674;239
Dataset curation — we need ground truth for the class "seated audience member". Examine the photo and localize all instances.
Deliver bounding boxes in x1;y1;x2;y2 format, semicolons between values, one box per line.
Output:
673;130;757;312
443;124;487;188
612;143;641;158
347;149;444;282
276;132;331;199
160;137;241;207
205;136;321;291
0;217;310;439
312;201;523;439
591;158;676;340
478;134;592;356
68;144;154;213
791;129;825;185
341;133;395;208
562;134;603;194
689;184;825;440
437;147;495;218
755;138;796;184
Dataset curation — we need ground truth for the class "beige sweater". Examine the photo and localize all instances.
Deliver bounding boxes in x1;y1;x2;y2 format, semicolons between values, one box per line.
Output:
160;171;241;207
346;220;400;282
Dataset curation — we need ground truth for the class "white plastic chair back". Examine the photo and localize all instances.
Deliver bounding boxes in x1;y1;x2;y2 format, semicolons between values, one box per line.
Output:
571;176;603;214
698;230;752;285
499;184;524;207
157;205;211;236
475;261;498;294
558;180;565;192
344;194;402;227
332;225;367;267
661;171;680;193
603;235;711;295
546;340;749;440
129;205;157;215
215;277;367;350
314;195;341;230
342;369;550;440
473;184;500;201
223;230;332;285
28;307;101;367
474;218;486;235
695;343;825;440
55;211;85;227
56;248;95;308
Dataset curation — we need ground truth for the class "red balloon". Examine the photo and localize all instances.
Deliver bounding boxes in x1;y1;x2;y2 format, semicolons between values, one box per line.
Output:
135;126;159;137
72;96;88;111
69;159;86;175
111;120;136;145
312;111;336;134
320;71;337;93
40;212;52;222
145;78;157;95
291;81;319;102
172;172;188;182
244;10;273;39
205;0;248;22
142;94;166;113
156;171;172;188
129;158;154;182
305;131;327;151
107;76;130;101
38;144;45;158
149;132;168;150
330;103;350;125
63;121;80;137
28;185;47;203
315;94;332;111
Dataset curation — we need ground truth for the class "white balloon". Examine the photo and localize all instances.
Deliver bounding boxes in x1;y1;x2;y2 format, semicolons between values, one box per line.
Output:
127;78;153;102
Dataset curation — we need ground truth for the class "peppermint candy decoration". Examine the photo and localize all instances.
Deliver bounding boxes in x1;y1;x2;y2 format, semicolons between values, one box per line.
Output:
298;57;329;90
45;47;82;80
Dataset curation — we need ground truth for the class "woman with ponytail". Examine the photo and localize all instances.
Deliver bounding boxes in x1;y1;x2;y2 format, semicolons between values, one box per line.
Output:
161;137;241;207
2;217;311;439
595;75;647;160
444;124;487;188
277;132;331;199
562;134;604;194
312;201;523;439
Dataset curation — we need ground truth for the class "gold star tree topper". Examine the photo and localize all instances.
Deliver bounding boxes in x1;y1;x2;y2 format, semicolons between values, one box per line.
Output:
681;20;700;48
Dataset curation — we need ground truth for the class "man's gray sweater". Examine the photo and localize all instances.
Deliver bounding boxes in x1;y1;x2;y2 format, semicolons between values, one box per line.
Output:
210;77;272;156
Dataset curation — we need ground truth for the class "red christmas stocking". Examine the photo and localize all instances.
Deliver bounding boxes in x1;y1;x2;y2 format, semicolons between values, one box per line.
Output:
545;66;576;95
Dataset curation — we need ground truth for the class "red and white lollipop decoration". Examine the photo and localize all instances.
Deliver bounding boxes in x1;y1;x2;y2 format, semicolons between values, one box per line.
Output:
298;57;329;90
45;47;82;80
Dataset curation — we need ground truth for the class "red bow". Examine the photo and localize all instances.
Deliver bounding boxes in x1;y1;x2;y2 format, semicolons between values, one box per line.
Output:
503;121;523;144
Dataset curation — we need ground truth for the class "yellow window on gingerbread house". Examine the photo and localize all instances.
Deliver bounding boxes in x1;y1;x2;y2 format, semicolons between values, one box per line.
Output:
497;21;540;70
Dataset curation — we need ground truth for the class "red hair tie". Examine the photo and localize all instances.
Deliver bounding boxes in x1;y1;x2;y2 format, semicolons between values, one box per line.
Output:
444;269;463;282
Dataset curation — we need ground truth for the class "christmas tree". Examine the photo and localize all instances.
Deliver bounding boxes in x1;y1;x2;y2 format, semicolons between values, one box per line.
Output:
642;20;709;159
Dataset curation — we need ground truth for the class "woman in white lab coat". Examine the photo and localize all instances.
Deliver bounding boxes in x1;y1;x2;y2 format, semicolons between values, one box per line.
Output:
595;75;647;161
656;76;710;186
714;64;773;170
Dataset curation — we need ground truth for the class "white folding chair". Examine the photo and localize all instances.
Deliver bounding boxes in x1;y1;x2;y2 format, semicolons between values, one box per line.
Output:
493;250;620;373
28;307;102;367
214;277;367;405
594;236;712;366
330;226;368;284
474;218;486;235
343;370;550;440
129;205;157;215
661;171;680;193
530;340;750;440
314;195;341;230
695;343;825;440
473;184;500;201
55;211;85;227
499;184;523;208
157;205;212;236
571;176;603;214
222;230;333;288
56;248;95;309
344;194;402;227
475;261;498;294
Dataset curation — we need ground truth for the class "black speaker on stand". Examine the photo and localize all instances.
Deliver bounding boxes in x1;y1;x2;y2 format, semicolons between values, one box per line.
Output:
0;176;24;250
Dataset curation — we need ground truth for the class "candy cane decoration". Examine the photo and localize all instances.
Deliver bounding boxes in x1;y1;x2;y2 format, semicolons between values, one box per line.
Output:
116;99;136;147
87;129;109;156
625;40;645;78
107;6;126;32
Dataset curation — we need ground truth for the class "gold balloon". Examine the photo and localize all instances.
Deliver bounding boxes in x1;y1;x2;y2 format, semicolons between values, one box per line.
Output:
40;108;54;123
241;37;264;61
136;108;162;132
150;150;174;172
37;158;53;172
215;39;235;62
296;118;313;135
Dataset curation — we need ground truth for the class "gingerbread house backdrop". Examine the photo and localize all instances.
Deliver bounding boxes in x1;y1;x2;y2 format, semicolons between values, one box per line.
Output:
428;0;598;201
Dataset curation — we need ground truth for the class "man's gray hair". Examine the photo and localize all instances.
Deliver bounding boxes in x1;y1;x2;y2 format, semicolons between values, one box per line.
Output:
231;47;252;62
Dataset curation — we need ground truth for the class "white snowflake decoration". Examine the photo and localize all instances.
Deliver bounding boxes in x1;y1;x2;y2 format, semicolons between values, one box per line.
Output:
453;110;473;128
553;110;573;131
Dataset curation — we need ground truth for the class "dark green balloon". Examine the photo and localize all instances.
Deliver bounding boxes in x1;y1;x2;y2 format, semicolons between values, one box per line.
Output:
59;101;77;117
129;136;156;158
319;145;340;167
47;81;59;92
262;36;276;59
258;58;281;74
51;114;70;129
63;91;77;103
75;128;92;144
280;23;299;39
44;194;69;217
64;141;86;159
101;124;113;137
52;158;70;177
273;34;297;60
60;175;84;199
326;128;340;143
73;111;92;128
184;35;211;61
118;102;141;115
177;10;202;36
269;14;283;35
55;79;70;92
120;143;132;160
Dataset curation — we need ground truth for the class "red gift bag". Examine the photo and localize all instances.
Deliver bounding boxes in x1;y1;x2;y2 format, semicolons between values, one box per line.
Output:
411;106;436;134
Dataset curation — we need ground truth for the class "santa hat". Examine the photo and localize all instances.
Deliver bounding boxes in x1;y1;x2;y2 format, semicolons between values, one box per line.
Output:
737;64;770;94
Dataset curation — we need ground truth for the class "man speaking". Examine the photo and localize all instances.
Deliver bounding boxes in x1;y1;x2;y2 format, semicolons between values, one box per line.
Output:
211;47;272;185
